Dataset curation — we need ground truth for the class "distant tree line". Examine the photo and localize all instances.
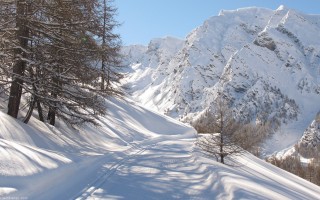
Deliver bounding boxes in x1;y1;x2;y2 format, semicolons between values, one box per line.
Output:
0;0;122;126
267;155;320;186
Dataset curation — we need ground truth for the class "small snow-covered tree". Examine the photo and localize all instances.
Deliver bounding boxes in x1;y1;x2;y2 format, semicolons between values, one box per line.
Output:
196;97;242;164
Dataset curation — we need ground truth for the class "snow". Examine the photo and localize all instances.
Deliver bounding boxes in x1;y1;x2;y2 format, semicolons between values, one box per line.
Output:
1;4;320;200
0;96;320;199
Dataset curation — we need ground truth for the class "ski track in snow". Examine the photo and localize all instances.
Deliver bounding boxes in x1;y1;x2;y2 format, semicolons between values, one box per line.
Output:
75;143;149;200
86;138;209;200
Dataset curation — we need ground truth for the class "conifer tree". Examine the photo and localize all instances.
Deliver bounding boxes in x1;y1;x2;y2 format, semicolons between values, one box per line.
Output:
0;0;122;126
95;0;122;93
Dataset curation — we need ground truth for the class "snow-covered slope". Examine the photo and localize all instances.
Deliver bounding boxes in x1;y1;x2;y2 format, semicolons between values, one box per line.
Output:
271;113;320;163
0;97;194;199
122;6;320;155
0;97;320;199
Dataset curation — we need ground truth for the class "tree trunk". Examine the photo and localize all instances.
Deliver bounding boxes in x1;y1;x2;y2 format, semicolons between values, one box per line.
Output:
220;134;224;164
7;0;29;118
47;75;59;126
101;60;105;90
47;90;57;126
47;105;56;126
23;96;35;124
220;108;224;164
107;66;110;87
221;155;224;164
37;99;44;122
100;0;107;91
47;84;57;126
7;70;24;118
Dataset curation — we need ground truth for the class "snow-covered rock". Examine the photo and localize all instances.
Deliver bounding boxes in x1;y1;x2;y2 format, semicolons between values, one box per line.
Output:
300;114;320;148
122;6;320;155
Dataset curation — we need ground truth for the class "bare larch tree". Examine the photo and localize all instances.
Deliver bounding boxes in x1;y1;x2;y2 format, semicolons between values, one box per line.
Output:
196;97;270;164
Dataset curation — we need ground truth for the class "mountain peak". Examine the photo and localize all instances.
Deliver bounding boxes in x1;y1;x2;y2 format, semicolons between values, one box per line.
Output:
218;6;273;16
276;5;287;11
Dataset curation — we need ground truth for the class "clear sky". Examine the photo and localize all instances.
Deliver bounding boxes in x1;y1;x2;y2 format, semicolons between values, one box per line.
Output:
114;0;320;46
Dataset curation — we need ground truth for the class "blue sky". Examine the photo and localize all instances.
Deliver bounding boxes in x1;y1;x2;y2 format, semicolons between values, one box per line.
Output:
114;0;320;46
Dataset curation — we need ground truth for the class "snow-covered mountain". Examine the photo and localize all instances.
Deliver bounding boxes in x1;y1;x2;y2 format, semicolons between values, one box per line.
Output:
122;5;320;155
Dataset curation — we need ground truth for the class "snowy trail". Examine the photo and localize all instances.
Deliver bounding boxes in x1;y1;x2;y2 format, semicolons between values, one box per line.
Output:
75;136;193;200
86;138;211;200
8;141;148;200
83;137;320;200
9;136;319;200
75;144;148;200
